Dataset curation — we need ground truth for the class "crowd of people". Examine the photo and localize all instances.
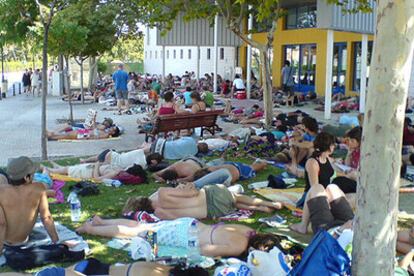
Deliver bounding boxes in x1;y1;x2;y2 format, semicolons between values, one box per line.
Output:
2;65;413;275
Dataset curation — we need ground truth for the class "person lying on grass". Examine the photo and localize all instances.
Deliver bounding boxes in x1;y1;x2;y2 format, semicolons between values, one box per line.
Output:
153;156;205;183
80;149;163;171
47;126;121;140
119;183;282;220
43;162;147;183
76;216;285;258
6;258;210;276
191;159;268;189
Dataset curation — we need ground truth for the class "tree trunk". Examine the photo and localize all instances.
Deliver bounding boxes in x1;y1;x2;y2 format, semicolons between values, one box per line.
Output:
80;59;84;104
88;56;97;91
352;1;414;275
259;48;273;127
58;54;64;95
65;56;73;122
40;25;50;161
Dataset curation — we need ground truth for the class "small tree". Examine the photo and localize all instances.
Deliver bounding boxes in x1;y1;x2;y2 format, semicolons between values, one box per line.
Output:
49;10;88;121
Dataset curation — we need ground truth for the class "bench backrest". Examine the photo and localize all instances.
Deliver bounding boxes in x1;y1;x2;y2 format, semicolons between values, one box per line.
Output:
153;110;224;133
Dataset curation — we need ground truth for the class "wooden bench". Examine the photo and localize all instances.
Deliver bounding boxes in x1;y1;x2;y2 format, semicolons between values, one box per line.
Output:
145;110;224;142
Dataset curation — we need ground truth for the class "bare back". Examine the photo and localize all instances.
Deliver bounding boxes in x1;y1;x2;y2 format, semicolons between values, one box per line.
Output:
0;183;45;244
175;159;203;178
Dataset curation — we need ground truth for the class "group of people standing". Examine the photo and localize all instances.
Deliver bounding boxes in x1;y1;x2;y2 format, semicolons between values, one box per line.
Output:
22;68;41;96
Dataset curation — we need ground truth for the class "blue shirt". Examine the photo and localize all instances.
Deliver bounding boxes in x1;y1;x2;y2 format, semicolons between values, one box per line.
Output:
303;133;316;142
112;70;129;91
183;91;192;106
164;137;198;160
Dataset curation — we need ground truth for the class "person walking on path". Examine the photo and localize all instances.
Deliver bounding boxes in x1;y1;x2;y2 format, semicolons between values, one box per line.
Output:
31;69;41;97
112;64;129;114
22;69;31;95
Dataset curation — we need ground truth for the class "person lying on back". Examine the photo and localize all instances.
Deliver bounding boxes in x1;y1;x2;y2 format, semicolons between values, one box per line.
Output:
0;157;59;254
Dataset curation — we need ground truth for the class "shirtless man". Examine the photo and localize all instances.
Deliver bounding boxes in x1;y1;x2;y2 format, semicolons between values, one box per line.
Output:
153;157;204;182
0;157;58;255
46;126;120;141
118;183;282;220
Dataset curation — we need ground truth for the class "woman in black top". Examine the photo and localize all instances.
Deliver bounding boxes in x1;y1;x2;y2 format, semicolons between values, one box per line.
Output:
291;132;336;234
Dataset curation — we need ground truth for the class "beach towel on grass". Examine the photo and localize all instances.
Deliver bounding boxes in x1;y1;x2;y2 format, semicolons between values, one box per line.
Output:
219;209;254;221
255;188;304;211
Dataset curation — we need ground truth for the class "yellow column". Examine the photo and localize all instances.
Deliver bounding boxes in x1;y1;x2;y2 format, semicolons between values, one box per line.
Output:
345;40;354;96
315;30;327;96
239;45;247;77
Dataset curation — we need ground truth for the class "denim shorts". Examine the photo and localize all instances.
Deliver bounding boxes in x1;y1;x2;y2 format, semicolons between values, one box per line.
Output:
115;89;128;100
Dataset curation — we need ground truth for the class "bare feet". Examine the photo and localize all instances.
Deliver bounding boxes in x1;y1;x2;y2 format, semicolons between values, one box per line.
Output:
289;223;308;234
92;215;104;226
272;202;283;210
76;222;93;234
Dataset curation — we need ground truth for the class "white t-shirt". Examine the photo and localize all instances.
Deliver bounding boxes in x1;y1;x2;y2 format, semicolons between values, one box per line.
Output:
110;149;147;170
232;78;245;90
202;138;230;151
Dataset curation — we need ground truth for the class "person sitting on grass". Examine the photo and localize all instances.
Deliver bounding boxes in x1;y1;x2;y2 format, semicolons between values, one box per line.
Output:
153;156;205;183
117;182;282;221
285;116;319;175
331;126;362;195
76;215;279;258
47;126;121;140
397;226;414;254
0;157;59;264
43;162;147;183
295;132;336;210
191;159;268;189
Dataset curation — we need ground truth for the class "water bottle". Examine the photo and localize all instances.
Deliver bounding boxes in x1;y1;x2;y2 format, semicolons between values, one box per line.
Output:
187;220;201;264
102;178;122;187
68;192;81;222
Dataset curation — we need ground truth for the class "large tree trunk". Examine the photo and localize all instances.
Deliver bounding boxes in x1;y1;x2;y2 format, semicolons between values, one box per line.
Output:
88;56;97;91
58;54;64;95
352;1;414;275
259;48;273;127
40;25;50;161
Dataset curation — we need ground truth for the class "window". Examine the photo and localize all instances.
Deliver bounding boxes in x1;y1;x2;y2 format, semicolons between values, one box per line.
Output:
146;28;150;46
286;6;317;29
207;48;211;60
180;49;184;59
155;50;158;59
150;51;152;59
167;50;170;59
220;48;224;60
145;51;147;59
352;41;373;91
173;50;176;59
188;49;192;59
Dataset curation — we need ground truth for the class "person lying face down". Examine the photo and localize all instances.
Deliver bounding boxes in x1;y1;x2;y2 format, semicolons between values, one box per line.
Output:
153;156;205;183
120;183;282;220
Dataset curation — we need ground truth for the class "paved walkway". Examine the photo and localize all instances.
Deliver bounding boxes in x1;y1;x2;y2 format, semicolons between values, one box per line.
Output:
0;93;353;166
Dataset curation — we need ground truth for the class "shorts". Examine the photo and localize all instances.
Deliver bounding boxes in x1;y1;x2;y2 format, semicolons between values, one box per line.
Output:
307;196;354;234
224;161;255;180
115;89;128;100
204;184;236;219
68;164;94;179
332;177;357;194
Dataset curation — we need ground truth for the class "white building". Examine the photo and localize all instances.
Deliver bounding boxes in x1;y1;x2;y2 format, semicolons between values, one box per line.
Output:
143;15;242;80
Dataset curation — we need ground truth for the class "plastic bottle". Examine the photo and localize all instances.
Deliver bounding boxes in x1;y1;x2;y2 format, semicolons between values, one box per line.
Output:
102;179;122;188
187;220;201;264
68;192;81;222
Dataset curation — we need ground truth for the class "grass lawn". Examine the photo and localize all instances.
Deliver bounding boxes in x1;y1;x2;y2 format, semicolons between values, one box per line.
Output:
0;152;412;274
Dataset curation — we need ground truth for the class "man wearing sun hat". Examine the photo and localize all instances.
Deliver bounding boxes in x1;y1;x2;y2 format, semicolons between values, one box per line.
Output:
0;156;58;254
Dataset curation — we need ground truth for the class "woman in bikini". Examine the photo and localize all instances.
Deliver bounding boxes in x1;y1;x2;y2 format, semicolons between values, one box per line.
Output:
47;126;120;140
77;215;260;257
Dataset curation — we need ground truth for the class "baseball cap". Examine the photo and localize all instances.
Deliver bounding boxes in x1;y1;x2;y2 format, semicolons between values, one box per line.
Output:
7;156;36;181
